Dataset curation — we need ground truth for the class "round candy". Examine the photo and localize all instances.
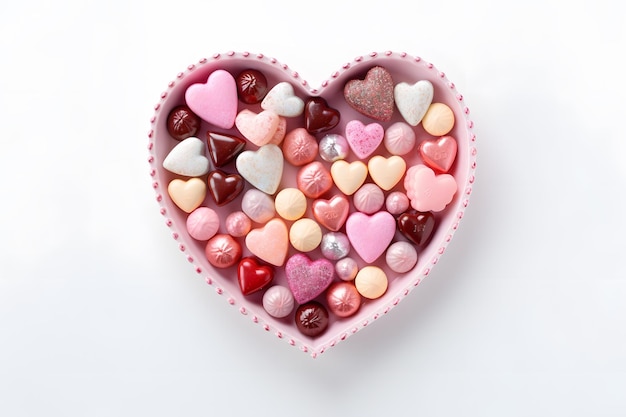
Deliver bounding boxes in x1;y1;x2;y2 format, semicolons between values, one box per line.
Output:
320;232;351;260
385;241;418;273
275;188;307;221
205;234;242;269
335;257;358;281
355;266;388;299
289;218;322;252
282;128;318;166
297;161;333;199
326;282;361;318
236;69;268;104
353;183;385;214
262;285;295;318
186;207;220;241
295;301;329;337
167;105;200;141
383;122;416;155
319;134;350;162
225;211;252;237
422;102;455;136
241;189;275;223
385;191;410;215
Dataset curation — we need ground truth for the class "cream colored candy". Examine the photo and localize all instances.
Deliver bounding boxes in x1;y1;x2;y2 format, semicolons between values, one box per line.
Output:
367;155;407;191
330;160;368;196
422;102;455;136
167;178;206;213
275;188;307;220
289;218;322;252
355;266;388;299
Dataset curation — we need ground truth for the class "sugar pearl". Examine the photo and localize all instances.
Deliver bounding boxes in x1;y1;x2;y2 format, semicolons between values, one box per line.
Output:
274;188;307;221
353;183;385;214
262;285;295;318
241;189;275;223
385;241;418;273
355;266;388;299
320;232;351;260
319;134;350;162
289;218;322;252
225;211;251;237
385;191;410;215
383;121;416;155
336;257;358;281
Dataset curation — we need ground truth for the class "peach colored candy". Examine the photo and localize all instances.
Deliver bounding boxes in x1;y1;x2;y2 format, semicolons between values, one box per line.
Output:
404;164;457;212
167;178;206;213
367;155;407;191
422;102;455;136
289;218;322;252
267;117;287;145
274;188;307;220
354;266;388;299
245;218;289;267
282;128;318;166
234;109;280;146
330;160;368;196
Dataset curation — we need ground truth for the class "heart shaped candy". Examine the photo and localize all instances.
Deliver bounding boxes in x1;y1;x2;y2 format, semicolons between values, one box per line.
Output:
162;137;210;177
345;211;396;263
185;69;237;129
236;144;284;195
148;51;477;357
285;254;335;304
238;257;275;296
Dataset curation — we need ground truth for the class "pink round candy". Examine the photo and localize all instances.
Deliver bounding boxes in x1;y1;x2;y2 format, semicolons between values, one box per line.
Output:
385;191;410;215
383;121;416;156
353;183;384;214
186;207;220;241
385;241;418;273
297;161;333;199
241;189;275;223
225;211;252;237
262;285;295;318
335;257;358;281
205;234;242;269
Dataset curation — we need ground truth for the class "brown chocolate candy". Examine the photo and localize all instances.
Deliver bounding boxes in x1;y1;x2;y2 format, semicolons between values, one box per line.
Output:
295;301;329;337
167;105;200;141
397;210;436;247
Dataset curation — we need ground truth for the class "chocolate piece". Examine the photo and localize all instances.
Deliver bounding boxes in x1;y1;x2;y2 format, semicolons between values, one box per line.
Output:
236;69;268;104
167;105;200;140
304;97;340;134
294;301;329;337
207;169;244;206
397;210;436;246
207;132;246;167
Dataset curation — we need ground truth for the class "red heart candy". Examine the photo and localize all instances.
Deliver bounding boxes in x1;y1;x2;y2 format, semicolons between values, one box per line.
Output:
311;194;350;232
238;257;274;296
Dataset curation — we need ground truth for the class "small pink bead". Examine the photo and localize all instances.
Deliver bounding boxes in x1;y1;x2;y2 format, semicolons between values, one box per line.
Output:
385;191;410;215
353;183;384;214
335;257;358;281
225;211;252;237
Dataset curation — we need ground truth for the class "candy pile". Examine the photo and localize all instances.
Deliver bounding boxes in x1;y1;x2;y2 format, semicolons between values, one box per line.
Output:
162;65;459;337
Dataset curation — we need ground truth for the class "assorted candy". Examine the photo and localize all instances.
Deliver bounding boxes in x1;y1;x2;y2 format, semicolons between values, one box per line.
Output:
162;64;459;338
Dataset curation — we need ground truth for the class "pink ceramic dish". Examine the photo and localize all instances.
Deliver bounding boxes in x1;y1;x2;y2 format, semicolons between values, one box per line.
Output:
147;51;477;357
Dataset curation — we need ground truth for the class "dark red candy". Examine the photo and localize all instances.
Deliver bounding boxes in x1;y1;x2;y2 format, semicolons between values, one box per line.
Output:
304;97;340;134
207;132;246;167
294;301;329;337
167;105;201;140
207;170;244;206
397;210;436;247
236;69;268;104
237;257;274;296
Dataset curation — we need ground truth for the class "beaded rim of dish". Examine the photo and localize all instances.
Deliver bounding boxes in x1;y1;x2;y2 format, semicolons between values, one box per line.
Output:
147;51;477;358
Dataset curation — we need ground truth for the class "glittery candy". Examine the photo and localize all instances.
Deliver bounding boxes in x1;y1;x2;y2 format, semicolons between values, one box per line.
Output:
285;253;334;304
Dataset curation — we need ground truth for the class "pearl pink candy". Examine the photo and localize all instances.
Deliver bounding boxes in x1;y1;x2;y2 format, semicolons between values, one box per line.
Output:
205;234;242;269
320;232;350;260
353;183;385;214
383;121;416;155
385;191;410;215
186;207;219;241
326;282;361;318
297;161;333;199
385;241;418;273
225;211;251;237
335;257;358;281
241;189;275;223
262;285;295;318
319;134;350;162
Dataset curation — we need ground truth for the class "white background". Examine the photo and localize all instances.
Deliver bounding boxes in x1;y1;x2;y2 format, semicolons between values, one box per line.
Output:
1;0;625;415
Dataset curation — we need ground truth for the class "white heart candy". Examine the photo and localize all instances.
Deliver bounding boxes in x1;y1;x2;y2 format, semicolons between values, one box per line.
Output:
236;144;284;195
162;137;210;177
394;80;434;126
261;82;304;117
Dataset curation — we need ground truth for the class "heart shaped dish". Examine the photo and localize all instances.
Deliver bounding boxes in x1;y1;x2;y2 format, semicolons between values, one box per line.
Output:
148;51;477;357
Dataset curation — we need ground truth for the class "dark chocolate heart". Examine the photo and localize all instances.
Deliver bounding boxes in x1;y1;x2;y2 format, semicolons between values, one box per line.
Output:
207;169;244;206
304;97;340;134
397;210;436;247
207;132;246;167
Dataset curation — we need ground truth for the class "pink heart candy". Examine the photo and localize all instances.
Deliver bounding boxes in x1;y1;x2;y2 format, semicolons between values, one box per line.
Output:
235;109;280;147
345;120;385;159
404;164;457;212
419;135;458;173
185;69;238;129
345;211;396;263
285;253;335;304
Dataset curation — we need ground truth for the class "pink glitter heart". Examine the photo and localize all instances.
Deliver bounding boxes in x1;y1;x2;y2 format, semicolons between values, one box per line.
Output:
285;254;334;304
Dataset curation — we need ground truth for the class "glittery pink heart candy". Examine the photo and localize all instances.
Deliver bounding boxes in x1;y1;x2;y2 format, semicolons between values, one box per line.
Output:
345;211;396;263
285;254;335;304
345;120;384;159
185;69;238;129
